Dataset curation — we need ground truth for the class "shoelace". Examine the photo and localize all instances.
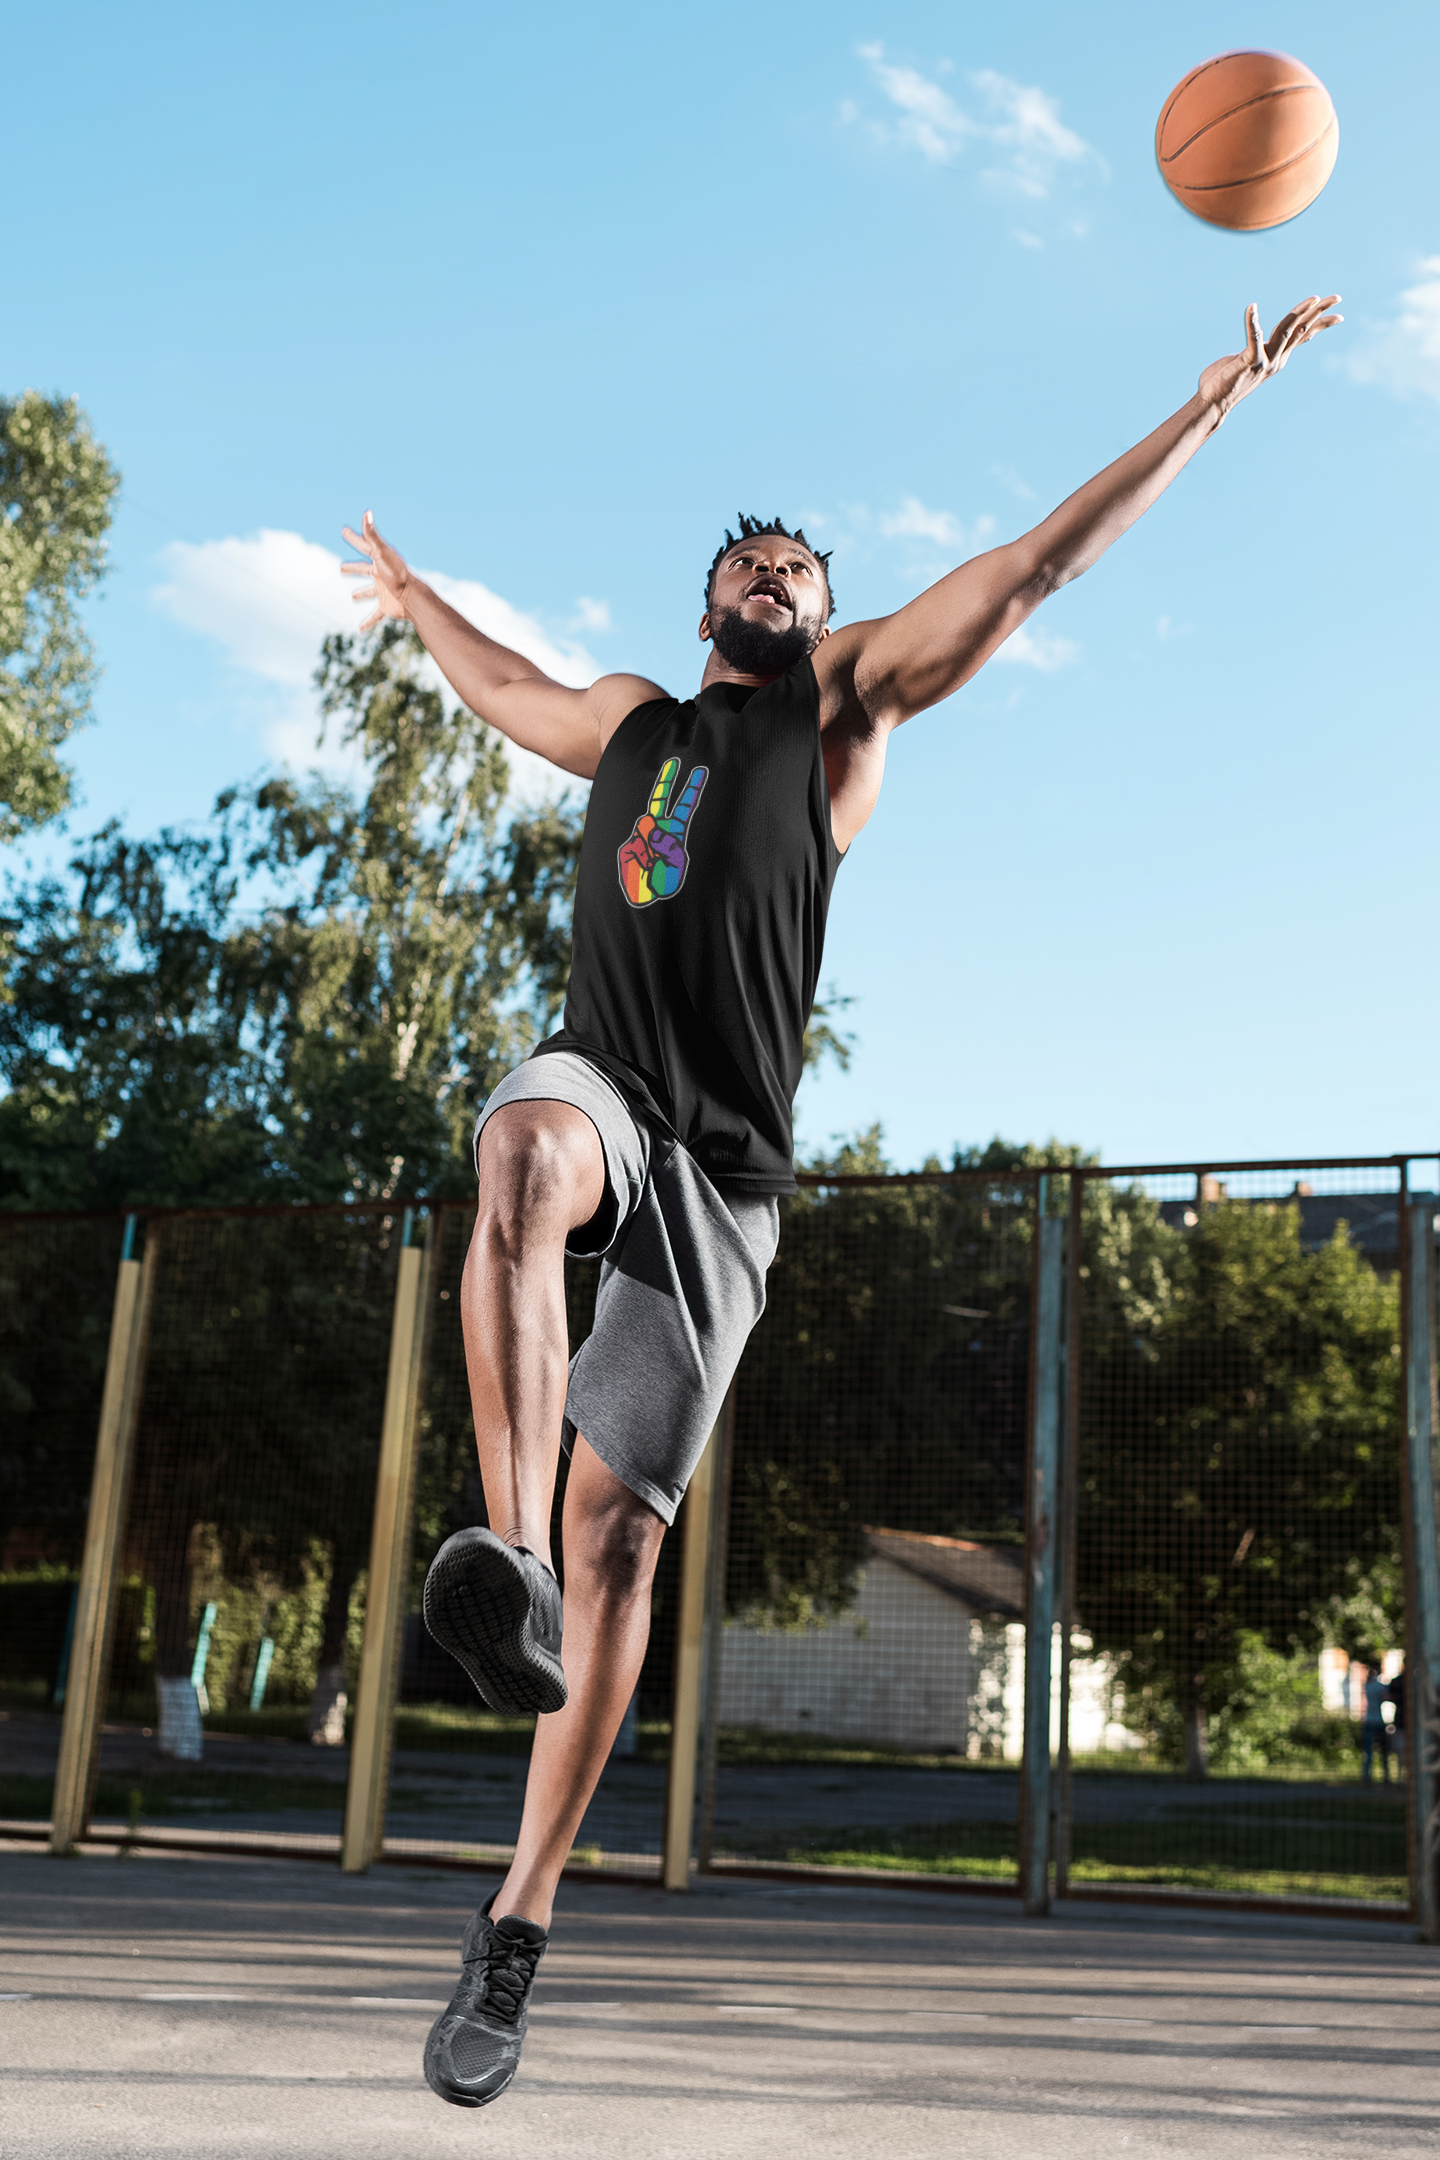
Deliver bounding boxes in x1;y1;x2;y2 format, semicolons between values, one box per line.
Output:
466;1929;544;2027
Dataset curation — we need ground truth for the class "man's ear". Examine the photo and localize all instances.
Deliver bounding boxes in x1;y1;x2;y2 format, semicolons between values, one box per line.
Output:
815;624;831;643
698;612;713;645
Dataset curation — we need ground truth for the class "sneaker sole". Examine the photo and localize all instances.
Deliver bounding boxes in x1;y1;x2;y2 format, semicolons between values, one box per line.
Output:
423;1529;567;1717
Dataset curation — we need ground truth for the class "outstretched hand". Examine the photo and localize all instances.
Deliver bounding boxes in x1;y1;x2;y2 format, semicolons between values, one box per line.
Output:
1199;294;1342;420
340;511;414;630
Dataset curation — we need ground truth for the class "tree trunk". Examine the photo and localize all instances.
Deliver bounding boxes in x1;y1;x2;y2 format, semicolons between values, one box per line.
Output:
1183;1697;1209;1780
305;1544;359;1745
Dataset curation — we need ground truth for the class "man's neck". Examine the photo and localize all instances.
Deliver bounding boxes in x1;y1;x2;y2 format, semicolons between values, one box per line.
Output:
698;652;786;693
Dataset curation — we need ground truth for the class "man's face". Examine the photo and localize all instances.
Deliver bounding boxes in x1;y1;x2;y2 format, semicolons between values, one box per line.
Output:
701;536;830;677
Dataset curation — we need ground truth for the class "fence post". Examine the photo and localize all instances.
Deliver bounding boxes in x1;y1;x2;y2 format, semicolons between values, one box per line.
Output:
341;1211;435;1874
1054;1172;1083;1899
51;1218;158;1855
1402;1198;1440;1941
1020;1200;1065;1917
662;1401;725;1891
695;1381;737;1873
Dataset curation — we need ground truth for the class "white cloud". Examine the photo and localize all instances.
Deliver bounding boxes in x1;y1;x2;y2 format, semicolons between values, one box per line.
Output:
570;595;612;634
991;464;1037;502
1344;257;1440;405
879;497;997;553
855;44;977;165
151;529;600;799
853;46;1100;203
152;529;353;686
879;497;962;547
970;69;1093;200
994;624;1080;672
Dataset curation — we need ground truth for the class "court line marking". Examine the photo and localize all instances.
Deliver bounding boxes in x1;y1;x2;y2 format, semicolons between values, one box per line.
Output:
141;1993;251;2002
348;1997;449;2009
0;1993;34;2001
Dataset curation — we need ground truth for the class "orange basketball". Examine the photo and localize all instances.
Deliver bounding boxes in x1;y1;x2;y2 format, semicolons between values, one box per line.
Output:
1156;50;1338;231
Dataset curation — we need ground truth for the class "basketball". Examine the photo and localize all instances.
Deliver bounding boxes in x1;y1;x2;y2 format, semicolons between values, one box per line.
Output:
1156;50;1339;231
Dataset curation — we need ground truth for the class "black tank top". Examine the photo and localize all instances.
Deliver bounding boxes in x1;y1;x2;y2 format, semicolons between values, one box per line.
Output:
534;657;842;1193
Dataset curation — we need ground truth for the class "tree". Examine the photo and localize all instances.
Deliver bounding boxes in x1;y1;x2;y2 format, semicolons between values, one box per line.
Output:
725;1133;1090;1630
0;624;583;1208
0;391;120;840
1075;1199;1400;1775
0;624;584;1741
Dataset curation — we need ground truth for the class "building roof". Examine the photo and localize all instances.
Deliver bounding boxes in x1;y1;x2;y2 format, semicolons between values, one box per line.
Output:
864;1526;1024;1621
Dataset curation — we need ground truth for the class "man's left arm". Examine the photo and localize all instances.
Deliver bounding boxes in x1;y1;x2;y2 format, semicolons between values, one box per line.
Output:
829;295;1340;734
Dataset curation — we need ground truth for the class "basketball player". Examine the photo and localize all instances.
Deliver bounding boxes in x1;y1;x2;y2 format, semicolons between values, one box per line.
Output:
340;292;1339;2108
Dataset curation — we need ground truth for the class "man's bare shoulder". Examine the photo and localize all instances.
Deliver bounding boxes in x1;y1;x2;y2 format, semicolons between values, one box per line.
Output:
810;620;886;733
589;671;670;748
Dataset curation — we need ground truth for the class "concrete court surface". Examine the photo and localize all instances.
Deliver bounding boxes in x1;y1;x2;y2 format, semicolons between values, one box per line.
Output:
1;1845;1437;2159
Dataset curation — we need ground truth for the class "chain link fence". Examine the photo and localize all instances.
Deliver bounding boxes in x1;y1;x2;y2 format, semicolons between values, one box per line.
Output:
3;1155;1436;1923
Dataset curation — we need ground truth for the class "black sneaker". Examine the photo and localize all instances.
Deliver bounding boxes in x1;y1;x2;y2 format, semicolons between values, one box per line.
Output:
423;1527;567;1716
424;1895;548;2109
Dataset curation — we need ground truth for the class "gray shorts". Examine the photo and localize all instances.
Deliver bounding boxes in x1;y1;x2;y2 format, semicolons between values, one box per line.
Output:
473;1054;780;1525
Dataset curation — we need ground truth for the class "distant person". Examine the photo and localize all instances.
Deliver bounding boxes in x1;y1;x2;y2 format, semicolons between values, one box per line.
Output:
342;290;1341;2111
1386;1660;1407;1774
1359;1662;1392;1784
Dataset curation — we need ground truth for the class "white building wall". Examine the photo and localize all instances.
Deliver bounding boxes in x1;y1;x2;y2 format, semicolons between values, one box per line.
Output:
716;1559;974;1752
717;1564;1131;1758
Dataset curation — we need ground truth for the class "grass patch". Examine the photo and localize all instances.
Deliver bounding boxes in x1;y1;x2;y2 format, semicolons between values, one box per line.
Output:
713;1725;999;1771
0;1770;351;1821
730;1797;1407;1904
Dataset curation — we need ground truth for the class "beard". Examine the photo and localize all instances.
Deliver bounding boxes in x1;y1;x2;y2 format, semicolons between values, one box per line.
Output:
709;602;819;677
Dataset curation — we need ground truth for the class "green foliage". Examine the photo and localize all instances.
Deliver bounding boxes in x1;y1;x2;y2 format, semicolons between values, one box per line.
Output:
0;625;583;1207
1077;1198;1401;1753
0;391;120;839
729;1134;1035;1629
1124;1630;1357;1773
800;983;855;1074
726;1132;1168;1634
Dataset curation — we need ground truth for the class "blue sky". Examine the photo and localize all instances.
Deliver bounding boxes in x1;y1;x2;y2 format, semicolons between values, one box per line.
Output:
6;0;1438;1171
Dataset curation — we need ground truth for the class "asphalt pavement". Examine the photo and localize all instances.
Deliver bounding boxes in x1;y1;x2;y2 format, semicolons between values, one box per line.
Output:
2;1842;1435;2158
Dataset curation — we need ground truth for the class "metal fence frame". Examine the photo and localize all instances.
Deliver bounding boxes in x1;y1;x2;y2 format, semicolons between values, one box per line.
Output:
15;1152;1440;1933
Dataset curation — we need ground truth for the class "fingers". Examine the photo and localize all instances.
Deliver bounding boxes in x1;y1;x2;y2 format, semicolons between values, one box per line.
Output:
351;583;377;604
1270;294;1343;363
1245;301;1263;368
670;764;708;831
341;524;371;557
647;756;679;820
357;606;384;632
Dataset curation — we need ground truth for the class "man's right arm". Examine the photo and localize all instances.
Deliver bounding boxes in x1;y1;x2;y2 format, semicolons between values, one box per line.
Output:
342;512;664;780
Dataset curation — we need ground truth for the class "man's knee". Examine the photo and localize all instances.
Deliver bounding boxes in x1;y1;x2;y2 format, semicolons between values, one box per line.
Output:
475;1104;603;1238
570;1491;664;1600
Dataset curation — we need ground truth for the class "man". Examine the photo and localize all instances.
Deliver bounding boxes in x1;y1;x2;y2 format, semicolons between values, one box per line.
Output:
340;292;1340;2108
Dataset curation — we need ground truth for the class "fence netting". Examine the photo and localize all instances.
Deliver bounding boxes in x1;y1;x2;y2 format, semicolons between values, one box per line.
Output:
2;1154;1433;1915
384;1204;672;1878
1061;1162;1415;1908
698;1171;1034;1889
1;1212;123;1782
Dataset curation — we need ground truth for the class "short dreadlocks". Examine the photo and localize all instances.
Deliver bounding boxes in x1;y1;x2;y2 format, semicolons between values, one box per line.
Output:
705;514;836;621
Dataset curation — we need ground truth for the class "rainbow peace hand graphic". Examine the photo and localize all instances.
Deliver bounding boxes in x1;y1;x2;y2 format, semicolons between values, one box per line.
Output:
618;756;708;907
